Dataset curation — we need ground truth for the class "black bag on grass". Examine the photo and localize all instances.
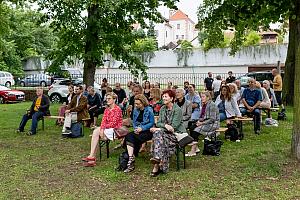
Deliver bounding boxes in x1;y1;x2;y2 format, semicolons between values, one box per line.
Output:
202;133;223;156
116;151;129;171
225;124;241;142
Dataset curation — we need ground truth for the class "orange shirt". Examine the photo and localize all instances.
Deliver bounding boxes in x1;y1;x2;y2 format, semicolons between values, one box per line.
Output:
273;74;282;91
34;97;42;111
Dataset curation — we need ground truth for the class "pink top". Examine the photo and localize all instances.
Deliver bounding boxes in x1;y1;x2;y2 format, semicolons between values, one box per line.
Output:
100;105;123;129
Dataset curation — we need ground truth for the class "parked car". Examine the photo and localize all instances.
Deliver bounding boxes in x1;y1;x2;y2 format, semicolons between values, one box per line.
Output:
19;74;52;87
0;71;15;87
0;85;25;104
48;78;101;103
237;70;284;87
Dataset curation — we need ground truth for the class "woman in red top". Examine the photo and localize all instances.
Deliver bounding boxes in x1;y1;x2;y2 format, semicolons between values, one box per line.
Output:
82;92;122;167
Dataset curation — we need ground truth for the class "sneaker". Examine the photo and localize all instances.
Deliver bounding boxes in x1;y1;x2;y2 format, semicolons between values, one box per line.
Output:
16;129;24;133
26;131;35;136
185;151;197;157
62;130;71;135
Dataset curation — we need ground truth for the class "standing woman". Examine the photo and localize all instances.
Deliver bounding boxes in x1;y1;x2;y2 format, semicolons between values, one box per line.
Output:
123;94;155;173
57;85;75;125
187;91;220;156
82;92;123;167
150;90;186;176
215;85;241;124
143;80;151;100
101;78;109;101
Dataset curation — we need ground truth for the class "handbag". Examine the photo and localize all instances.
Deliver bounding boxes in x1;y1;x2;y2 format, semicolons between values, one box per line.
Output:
113;126;129;139
174;132;194;148
202;133;223;156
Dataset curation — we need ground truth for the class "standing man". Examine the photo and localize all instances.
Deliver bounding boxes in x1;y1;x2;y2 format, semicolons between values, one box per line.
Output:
226;71;236;83
204;72;214;98
271;68;285;111
17;87;50;136
62;85;88;137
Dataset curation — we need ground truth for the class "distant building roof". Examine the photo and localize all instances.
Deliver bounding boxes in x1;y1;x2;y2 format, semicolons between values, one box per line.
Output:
169;10;195;24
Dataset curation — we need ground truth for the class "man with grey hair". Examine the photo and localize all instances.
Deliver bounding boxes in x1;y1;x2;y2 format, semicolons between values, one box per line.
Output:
240;78;262;134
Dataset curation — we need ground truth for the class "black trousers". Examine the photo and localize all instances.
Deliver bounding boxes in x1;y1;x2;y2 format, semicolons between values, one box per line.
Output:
125;130;152;157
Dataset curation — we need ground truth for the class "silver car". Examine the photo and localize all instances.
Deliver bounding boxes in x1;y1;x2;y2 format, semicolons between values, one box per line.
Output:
19;74;52;87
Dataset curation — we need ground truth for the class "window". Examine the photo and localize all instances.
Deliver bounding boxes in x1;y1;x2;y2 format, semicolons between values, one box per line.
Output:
176;35;179;39
177;24;180;29
155;30;159;37
181;35;184;39
165;31;168;38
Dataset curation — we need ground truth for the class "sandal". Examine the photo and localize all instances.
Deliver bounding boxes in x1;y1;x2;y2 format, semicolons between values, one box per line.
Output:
150;168;163;177
83;161;96;167
124;156;135;173
82;156;96;162
185;151;197;157
150;157;160;164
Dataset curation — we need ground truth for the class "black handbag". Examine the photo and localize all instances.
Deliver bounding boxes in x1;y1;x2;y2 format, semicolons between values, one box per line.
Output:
202;133;223;156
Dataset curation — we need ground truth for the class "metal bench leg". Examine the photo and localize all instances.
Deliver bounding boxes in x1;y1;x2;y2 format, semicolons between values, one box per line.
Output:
176;146;180;171
106;141;110;158
99;141;103;160
182;147;186;169
42;117;45;131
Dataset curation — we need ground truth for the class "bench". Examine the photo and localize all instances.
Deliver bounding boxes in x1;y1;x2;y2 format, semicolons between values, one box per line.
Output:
232;117;253;135
261;107;279;118
40;116;90;136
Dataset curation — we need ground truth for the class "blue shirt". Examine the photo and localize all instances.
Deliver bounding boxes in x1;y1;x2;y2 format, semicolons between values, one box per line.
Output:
185;93;201;120
242;88;262;107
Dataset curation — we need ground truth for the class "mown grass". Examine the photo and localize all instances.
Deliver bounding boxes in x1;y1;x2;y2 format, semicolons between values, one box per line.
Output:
0;102;299;200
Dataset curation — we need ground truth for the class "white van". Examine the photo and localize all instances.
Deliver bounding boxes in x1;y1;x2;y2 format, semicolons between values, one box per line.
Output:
0;71;15;87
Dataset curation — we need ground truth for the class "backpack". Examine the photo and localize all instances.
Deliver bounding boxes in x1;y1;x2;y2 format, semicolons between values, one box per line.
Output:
225;124;242;142
277;111;287;121
202;138;223;156
116;151;129;171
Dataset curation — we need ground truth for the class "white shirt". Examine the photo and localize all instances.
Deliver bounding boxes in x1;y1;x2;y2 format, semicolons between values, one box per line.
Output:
212;80;222;92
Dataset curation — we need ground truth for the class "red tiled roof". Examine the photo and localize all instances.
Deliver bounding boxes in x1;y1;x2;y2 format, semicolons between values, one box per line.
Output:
169;10;193;23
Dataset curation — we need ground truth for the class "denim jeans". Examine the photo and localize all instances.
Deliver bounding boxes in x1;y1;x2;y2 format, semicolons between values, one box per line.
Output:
19;111;44;134
240;107;261;131
219;112;227;122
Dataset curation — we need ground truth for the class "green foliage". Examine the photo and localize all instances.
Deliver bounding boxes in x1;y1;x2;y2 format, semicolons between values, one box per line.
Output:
243;31;261;47
131;38;158;53
0;2;56;77
36;0;178;82
133;29;146;39
203;35;231;51
198;0;293;54
180;40;193;50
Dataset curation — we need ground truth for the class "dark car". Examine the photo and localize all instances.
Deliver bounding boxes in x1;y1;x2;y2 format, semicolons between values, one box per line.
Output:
0;86;25;104
237;70;284;87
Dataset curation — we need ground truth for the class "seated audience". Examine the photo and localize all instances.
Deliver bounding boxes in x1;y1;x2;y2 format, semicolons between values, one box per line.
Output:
183;81;189;94
154;82;160;89
113;82;127;105
187;91;220;156
143;81;151;100
256;81;271;109
57;85;75;125
87;86;103;128
62;85;88;138
123;94;155;173
240;78;262;134
215;85;241;124
234;80;245;107
82;92;123;167
228;83;239;102
149;88;163;117
262;80;278;107
175;88;192;128
185;84;201;121
17;87;50;136
149;90;186;176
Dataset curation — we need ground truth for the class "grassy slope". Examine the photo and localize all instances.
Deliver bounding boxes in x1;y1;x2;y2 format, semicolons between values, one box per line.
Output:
0;102;299;200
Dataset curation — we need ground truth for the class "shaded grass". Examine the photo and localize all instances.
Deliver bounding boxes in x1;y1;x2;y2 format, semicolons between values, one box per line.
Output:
0;102;299;199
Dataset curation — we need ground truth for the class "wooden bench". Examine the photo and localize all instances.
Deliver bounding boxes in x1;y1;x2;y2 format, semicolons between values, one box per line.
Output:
216;127;228;134
40;116;90;136
232;117;253;135
261;107;279;118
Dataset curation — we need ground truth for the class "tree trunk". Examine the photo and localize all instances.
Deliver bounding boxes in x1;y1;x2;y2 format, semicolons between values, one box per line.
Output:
83;4;99;87
282;18;296;105
291;0;300;160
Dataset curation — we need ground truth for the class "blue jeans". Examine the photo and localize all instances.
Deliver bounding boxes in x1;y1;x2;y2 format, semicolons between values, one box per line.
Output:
240;107;261;131
219;112;227;122
19;111;45;134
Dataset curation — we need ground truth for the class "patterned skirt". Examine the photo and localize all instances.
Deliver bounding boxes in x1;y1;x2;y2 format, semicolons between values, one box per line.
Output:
151;130;177;173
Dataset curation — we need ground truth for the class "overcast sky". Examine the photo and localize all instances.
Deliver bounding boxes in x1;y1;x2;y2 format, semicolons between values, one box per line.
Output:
158;0;203;23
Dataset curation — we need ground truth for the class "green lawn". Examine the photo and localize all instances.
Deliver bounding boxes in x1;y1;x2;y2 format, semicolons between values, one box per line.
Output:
0;102;299;200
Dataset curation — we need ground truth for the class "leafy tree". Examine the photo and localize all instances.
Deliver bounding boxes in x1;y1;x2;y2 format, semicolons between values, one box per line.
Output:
131;38;158;53
180;40;193;50
198;0;300;159
132;29;146;39
36;0;178;85
243;31;261;47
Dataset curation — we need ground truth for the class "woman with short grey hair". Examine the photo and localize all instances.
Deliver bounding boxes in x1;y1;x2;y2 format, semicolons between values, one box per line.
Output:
175;88;192;128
